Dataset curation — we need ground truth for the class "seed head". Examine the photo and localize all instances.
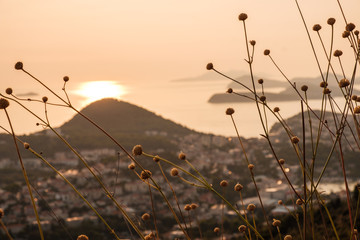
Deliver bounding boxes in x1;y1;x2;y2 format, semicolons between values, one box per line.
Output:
250;40;256;46
190;203;198;210
63;76;70;82
274;107;280;112
226;108;235;115
140;170;152;180
141;213;150;221
278;200;283;205
272;219;281;227
220;180;228;187
327;18;336;25
206;63;214;70
356;97;360;102
279;158;285;165
238;13;248;21
0;208;3;218
323;88;331;94
296;198;303;205
213;227;220;233
77;235;89;240
355;30;359;36
15;62;23;70
170;168;179;176
184;204;191;211
247;203;256;211
238;225;247;233
178;152;186;160
234;183;243;192
339;78;350;88
354;106;360;114
24;142;30;149
258;79;264;84
132;145;143;156
284;235;293;240
343;31;350;38
227;88;233;94
42;96;48;103
259;95;266;102
333;50;343;57
0;98;10;109
153;155;160;162
312;24;322;31
320;82;328;88
248;164;254;170
264;49;270;55
5;88;13;95
301;85;308;91
291;136;300;144
128;163;135;170
351;95;358;101
346;23;356;31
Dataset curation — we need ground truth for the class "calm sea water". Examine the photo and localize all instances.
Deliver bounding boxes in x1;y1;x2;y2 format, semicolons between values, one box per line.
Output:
122;79;346;138
1;78;347;138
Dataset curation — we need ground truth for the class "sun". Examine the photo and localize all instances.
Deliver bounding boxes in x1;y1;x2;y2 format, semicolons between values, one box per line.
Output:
74;81;126;103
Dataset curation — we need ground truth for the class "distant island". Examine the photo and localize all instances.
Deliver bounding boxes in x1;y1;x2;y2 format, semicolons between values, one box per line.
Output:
208;75;360;103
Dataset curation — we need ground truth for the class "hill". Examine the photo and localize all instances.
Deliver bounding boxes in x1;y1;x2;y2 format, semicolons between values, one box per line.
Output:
59;98;195;150
0;99;196;159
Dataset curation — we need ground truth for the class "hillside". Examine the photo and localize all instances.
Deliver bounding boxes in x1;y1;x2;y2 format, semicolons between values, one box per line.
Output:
59;98;196;150
0;99;196;159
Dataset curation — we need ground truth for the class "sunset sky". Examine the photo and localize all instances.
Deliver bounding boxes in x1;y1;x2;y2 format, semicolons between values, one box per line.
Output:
1;1;359;136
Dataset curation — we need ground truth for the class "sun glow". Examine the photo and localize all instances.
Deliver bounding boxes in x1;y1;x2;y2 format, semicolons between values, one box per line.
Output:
74;81;126;103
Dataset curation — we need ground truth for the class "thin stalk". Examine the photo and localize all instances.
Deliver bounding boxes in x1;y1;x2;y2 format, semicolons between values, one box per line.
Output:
147;180;160;240
4;109;44;240
27;147;121;239
0;219;13;240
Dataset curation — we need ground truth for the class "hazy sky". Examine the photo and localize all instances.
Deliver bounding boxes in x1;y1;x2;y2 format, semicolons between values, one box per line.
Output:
1;1;359;135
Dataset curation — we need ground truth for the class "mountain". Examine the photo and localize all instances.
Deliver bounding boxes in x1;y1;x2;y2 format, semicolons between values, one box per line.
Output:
0;99;196;159
209;75;360;103
58;98;195;150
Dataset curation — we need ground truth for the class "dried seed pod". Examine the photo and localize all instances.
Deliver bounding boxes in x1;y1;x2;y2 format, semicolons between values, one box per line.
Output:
238;13;248;21
248;164;254;170
333;50;343;57
170;168;179;176
5;88;13;95
247;203;256;211
206;63;214;70
291;136;300;144
339;78;350;88
234;183;243;192
312;24;322;31
178;152;186;160
132;145;143;156
346;23;356;31
77;235;89;240
0;99;9;109
301;85;308;91
220;180;228;187
141;213;150;221
140;170;152;180
327;18;336;25
226;108;235;115
15;62;23;70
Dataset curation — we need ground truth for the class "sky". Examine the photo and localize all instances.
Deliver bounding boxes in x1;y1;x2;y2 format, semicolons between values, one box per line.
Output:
0;0;359;136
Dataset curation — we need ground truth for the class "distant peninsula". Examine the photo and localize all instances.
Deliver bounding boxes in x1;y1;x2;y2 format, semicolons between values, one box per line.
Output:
208;75;360;103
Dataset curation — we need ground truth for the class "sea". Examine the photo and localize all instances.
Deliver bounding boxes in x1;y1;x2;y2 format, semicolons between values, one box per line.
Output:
121;79;347;138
